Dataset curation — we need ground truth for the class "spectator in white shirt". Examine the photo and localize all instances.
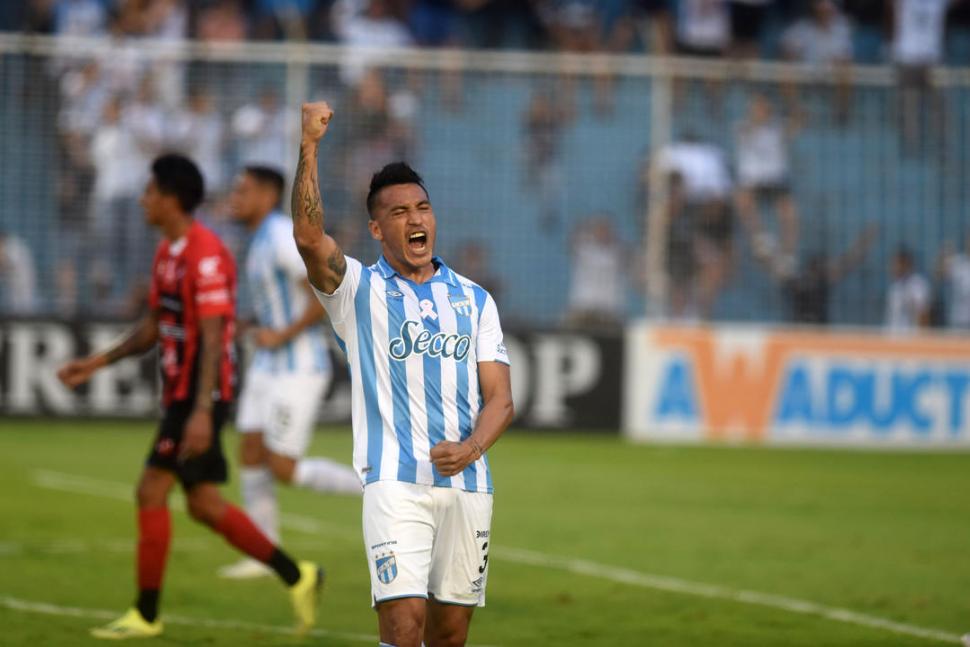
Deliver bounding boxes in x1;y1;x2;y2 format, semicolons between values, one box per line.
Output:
676;0;730;56
655;136;734;320
0;230;38;315
781;0;853;122
89;94;154;312
232;87;292;171
170;88;226;195
674;0;730;117
937;236;970;329
50;0;107;75
892;0;950;153
735;93;800;277
782;0;852;64
332;0;413;85
886;247;931;331
565;215;630;328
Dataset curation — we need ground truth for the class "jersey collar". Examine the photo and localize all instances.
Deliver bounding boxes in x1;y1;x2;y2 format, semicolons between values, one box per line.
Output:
168;220;201;256
375;255;460;287
252;211;278;242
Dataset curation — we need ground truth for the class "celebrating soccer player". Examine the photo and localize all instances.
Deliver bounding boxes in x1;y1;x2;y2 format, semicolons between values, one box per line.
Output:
291;102;515;647
219;165;361;580
57;154;323;640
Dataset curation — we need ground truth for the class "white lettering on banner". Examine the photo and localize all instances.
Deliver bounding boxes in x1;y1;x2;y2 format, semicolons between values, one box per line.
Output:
87;325;155;415
529;335;601;426
8;324;74;413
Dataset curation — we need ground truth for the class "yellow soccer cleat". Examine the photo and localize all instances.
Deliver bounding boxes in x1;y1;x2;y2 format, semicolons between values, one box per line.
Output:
289;561;325;633
90;608;163;640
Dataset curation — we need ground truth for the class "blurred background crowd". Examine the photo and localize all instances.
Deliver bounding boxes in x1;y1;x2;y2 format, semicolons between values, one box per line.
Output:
0;0;969;334
4;0;970;64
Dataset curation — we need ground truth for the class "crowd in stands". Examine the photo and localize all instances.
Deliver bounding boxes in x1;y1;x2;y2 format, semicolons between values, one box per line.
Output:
4;0;970;66
1;0;969;332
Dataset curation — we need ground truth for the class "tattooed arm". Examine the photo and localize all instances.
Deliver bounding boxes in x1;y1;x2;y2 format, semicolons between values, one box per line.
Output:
292;101;347;295
57;312;159;388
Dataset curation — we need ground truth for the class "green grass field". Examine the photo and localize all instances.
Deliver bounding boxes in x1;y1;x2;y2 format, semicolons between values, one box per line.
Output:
1;419;969;646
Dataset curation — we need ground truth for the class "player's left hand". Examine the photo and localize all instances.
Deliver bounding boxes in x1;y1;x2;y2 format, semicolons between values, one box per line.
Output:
253;327;287;349
179;408;213;461
430;440;478;477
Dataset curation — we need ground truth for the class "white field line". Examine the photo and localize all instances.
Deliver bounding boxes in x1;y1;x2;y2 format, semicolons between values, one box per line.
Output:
27;470;965;645
0;595;380;643
0;596;501;647
0;536;335;556
497;547;963;645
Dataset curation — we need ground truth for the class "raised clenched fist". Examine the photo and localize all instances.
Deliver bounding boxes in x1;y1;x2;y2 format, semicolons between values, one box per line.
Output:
301;101;333;143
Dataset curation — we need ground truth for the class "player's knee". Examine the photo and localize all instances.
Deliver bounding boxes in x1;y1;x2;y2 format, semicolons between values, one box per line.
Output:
379;603;424;647
426;625;469;647
267;454;296;483
185;492;221;526
239;433;265;466
135;479;167;508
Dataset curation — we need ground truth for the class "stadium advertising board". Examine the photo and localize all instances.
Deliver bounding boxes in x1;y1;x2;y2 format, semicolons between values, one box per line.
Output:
624;324;970;447
0;320;622;431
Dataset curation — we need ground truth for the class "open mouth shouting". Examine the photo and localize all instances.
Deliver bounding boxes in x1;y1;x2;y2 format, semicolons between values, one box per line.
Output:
408;230;429;254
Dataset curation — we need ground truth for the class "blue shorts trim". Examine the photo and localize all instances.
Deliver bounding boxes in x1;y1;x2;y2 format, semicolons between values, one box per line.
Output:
373;593;429;607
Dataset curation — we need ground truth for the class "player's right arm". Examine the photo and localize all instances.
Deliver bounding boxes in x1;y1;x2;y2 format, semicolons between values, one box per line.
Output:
291;101;346;295
56;312;160;388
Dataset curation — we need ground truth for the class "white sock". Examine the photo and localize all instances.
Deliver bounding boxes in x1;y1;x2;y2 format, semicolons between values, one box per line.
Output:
294;457;362;496
240;466;280;543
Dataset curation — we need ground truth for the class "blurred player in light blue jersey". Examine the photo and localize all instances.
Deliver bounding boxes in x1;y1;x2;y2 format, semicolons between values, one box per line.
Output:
221;166;361;580
291;102;514;647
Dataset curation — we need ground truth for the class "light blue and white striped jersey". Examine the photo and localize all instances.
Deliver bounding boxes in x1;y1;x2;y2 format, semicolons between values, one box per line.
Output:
314;255;510;494
246;212;331;376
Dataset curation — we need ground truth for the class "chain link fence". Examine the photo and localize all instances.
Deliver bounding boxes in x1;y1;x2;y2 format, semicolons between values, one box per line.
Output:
1;35;969;330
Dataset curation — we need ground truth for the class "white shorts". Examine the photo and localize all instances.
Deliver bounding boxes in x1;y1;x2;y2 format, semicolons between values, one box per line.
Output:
235;369;330;458
362;480;493;608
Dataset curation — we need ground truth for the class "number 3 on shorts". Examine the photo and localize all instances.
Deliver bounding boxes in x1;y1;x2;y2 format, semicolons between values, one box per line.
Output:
479;541;489;574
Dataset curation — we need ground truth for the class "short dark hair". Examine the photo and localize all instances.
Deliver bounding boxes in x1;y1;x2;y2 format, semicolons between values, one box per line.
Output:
151;153;204;213
366;162;428;219
243;165;286;206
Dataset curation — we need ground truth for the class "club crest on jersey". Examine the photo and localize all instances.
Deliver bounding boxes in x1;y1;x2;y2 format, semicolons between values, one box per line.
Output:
389;320;471;362
449;295;473;317
375;553;398;584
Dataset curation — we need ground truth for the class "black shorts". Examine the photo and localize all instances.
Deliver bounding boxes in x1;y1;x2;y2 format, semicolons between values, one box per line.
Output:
146;400;230;489
692;200;735;245
745;181;792;201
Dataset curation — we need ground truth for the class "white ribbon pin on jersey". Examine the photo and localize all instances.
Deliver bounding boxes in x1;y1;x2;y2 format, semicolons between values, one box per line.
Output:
419;299;438;320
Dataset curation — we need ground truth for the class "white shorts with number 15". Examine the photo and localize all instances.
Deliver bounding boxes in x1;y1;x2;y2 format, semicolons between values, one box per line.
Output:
235;369;330;458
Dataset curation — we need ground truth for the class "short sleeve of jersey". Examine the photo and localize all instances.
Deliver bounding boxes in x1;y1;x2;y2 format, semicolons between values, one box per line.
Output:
476;293;510;365
273;219;308;281
312;255;363;331
192;245;233;318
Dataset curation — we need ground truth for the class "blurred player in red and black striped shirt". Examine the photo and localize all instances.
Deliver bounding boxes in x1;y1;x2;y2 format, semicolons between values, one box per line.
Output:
57;154;323;640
